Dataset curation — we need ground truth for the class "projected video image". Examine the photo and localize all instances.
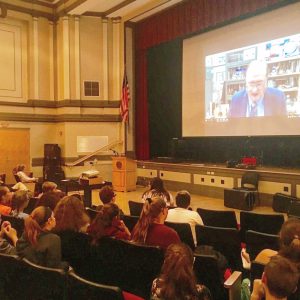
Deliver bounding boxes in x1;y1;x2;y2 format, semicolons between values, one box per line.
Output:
205;34;300;121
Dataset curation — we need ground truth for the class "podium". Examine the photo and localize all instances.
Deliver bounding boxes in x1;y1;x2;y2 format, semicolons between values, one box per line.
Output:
112;156;137;192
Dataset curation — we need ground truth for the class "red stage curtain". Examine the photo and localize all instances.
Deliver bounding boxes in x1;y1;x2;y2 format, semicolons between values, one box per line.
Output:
135;0;289;160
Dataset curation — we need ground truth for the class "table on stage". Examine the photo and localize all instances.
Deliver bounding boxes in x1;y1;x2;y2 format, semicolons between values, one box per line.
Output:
79;176;105;207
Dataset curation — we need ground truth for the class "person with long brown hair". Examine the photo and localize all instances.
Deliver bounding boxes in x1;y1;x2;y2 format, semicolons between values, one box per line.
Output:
88;203;130;245
131;197;180;250
151;243;212;300
54;195;90;233
141;177;174;206
16;206;66;268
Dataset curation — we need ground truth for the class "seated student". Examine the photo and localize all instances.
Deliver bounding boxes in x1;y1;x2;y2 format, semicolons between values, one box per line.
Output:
131;197;180;250
35;191;62;211
38;181;63;198
0;186;13;215
96;185;124;214
16;164;38;183
16;206;67;269
151;243;212;300
141;177;174;206
88;203;131;244
0;221;18;254
10;190;30;219
166;190;203;246
251;255;299;300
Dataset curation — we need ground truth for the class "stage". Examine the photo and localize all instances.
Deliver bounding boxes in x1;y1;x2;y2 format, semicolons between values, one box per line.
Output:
137;160;300;206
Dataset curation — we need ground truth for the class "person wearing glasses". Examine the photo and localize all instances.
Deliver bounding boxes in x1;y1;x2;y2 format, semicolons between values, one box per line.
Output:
229;60;286;118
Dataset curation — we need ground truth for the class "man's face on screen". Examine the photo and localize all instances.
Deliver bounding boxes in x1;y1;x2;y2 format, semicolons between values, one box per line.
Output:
246;69;266;103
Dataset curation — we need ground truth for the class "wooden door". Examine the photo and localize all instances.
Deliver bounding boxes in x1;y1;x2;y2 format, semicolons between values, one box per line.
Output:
0;128;30;184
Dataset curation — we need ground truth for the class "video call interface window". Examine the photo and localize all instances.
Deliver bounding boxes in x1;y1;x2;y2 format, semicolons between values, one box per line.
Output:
205;33;300;121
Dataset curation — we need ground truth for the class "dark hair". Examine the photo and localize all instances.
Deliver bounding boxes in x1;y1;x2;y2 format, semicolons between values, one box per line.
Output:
99;186;115;204
279;218;300;264
24;206;53;245
131;196;166;243
36;192;61;211
264;255;298;298
142;177;170;202
11;190;29;213
54;195;90;232
175;191;191;208
88;203;120;245
0;186;10;203
158;243;203;300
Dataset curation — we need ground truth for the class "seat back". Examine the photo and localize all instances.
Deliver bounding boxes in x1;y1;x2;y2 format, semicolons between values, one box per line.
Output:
241;172;259;190
193;253;227;300
85;207;98;221
195;225;242;271
0;253;66;300
23;197;39;214
197;208;238;229
90;237;164;299
128;200;144;216
245;230;279;262
120;214;139;232
250;261;265;291
288;201;300;218
67;269;124;300
1;214;24;237
240;211;284;242
165;221;195;250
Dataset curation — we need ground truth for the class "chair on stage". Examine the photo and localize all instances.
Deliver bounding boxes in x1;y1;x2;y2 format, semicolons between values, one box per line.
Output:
224;171;259;211
245;230;279;262
193;253;242;300
239;211;284;242
165;221;195;250
67;269;124;300
128;200;143;216
197;208;238;229
195;224;242;271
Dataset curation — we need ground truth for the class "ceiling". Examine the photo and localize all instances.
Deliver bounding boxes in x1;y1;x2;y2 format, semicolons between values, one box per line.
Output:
66;0;184;22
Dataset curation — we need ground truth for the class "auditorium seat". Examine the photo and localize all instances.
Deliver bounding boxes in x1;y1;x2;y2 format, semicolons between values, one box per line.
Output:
67;269;124;300
120;214;139;232
128;200;143;216
85;207;98;221
24;197;39;214
288;201;300;219
245;230;279;262
195;224;242;271
197;208;238;229
193;253;242;300
240;211;284;242
165;221;195;250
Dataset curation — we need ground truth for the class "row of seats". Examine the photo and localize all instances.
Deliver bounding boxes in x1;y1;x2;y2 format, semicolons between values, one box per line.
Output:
0;253;124;300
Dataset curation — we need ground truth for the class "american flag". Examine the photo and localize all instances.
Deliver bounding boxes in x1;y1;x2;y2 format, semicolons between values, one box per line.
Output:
120;70;130;122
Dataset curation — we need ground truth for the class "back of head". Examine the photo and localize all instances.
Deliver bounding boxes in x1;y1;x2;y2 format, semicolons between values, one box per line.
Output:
99;185;115;204
17;164;25;172
279;218;300;262
175;191;191;209
12;190;29;212
25;206;53;245
88;203;120;244
150;177;164;191
0;186;9;203
132;196;166;243
54;195;90;232
264;255;299;298
36;191;61;211
159;243;198;300
42;181;57;194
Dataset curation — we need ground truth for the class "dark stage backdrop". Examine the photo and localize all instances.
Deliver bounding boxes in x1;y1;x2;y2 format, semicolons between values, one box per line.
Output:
147;39;182;158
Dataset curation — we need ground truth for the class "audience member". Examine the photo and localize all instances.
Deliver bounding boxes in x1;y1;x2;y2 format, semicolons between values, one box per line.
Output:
88;203;131;244
98;185;116;205
54;195;90;233
166;190;203;246
0;186;12;215
151;243;212;300
16;164;38;183
35;191;61;211
0;221;18;254
38;181;62;198
16;206;67;269
131;197;180;250
10;190;30;219
142;177;174;206
251;255;298;300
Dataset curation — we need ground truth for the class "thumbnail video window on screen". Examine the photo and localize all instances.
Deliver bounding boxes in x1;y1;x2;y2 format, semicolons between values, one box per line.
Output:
205;33;300;121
